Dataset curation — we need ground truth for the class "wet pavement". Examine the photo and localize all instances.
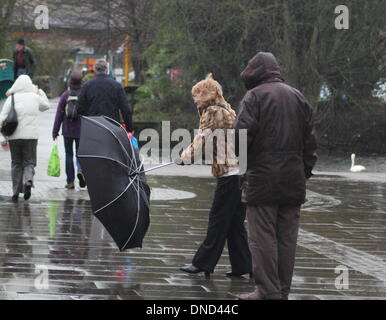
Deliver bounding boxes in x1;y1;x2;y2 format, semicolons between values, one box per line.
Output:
1;101;386;300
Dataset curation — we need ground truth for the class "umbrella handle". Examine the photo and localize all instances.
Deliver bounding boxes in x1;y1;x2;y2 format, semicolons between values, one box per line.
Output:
142;162;175;173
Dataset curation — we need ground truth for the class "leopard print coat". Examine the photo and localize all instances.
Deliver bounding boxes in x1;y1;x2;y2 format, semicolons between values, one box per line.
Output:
180;102;239;177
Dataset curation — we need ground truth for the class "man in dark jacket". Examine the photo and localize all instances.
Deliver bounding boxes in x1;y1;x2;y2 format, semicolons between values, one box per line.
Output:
78;59;133;132
234;52;317;300
13;38;37;79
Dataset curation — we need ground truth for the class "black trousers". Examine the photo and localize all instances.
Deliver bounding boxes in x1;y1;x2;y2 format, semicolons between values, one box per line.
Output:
192;175;251;274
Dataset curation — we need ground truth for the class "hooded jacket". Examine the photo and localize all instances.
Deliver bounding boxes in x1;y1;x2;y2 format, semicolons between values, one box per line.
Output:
234;52;317;205
0;75;50;140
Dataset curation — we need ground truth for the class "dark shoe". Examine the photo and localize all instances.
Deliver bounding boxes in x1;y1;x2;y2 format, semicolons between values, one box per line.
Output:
65;183;75;190
236;289;281;300
180;265;211;277
24;182;32;201
11;195;19;203
225;271;253;279
236;289;264;300
77;173;86;188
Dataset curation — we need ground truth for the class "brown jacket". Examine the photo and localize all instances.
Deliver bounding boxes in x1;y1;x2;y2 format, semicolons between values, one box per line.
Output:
234;52;318;205
181;102;238;177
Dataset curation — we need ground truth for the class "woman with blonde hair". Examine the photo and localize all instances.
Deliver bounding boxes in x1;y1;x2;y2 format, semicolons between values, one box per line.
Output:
176;74;251;277
0;75;50;202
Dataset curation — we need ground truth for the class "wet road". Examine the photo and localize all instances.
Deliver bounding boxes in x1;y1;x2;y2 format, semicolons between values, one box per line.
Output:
0;175;386;300
1;100;386;299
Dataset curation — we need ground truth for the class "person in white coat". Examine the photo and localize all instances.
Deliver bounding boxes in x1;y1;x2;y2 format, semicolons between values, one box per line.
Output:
0;75;50;202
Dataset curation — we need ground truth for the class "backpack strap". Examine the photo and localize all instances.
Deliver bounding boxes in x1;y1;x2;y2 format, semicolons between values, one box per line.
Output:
66;89;78;102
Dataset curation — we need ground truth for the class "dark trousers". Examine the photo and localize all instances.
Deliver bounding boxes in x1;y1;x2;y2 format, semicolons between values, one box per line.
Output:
192;175;251;274
247;204;301;300
16;68;27;78
63;137;81;184
9;139;37;195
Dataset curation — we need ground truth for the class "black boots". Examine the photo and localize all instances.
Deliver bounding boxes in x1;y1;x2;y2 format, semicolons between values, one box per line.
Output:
77;173;86;188
225;271;253;279
24;181;32;200
12;181;33;202
180;265;252;279
180;265;211;277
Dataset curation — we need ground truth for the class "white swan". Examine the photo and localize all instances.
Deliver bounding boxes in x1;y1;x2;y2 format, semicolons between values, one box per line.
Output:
350;154;366;172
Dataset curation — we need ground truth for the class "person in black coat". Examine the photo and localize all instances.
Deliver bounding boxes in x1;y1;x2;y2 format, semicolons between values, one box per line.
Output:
78;59;133;132
234;52;318;300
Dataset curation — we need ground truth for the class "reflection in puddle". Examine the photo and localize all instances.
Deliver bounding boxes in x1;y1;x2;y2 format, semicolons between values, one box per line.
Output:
46;201;59;238
150;188;196;201
303;190;342;212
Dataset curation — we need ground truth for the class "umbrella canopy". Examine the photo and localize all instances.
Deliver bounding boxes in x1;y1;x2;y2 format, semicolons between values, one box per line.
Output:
78;116;150;251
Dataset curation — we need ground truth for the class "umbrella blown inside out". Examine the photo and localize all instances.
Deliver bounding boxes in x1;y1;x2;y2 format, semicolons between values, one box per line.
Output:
78;116;151;251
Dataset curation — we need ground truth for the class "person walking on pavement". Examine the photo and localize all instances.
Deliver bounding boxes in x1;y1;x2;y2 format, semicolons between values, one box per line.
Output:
52;71;86;190
13;38;37;80
78;59;133;132
234;52;318;300
0;75;50;202
176;74;252;278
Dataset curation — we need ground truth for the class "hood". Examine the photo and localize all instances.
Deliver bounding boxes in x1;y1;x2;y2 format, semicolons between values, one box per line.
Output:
6;75;37;96
68;71;83;89
192;73;228;115
241;52;284;90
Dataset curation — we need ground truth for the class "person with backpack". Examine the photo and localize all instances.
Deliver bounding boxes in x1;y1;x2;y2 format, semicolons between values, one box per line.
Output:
52;71;86;190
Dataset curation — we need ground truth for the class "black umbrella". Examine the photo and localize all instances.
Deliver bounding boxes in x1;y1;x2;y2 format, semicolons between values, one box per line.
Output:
78;116;151;251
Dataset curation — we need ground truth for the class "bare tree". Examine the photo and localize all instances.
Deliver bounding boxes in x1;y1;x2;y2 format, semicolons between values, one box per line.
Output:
51;0;157;83
0;0;17;54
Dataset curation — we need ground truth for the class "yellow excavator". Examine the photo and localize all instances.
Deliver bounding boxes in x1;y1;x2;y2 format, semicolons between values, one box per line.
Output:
124;35;131;88
123;35;139;102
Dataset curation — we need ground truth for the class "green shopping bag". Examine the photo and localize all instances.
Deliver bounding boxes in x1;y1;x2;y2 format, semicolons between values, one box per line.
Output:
47;144;61;177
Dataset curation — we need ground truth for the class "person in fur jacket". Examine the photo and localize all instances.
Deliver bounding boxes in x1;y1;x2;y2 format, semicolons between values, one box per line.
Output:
176;74;251;277
0;75;50;202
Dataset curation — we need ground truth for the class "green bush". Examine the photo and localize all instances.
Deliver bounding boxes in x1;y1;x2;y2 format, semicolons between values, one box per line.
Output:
134;48;198;131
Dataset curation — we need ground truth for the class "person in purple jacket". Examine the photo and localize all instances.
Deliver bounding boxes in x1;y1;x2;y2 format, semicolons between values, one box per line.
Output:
52;71;86;189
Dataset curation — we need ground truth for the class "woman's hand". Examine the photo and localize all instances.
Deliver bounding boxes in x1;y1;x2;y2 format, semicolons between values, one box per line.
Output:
1;141;9;151
174;157;185;166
